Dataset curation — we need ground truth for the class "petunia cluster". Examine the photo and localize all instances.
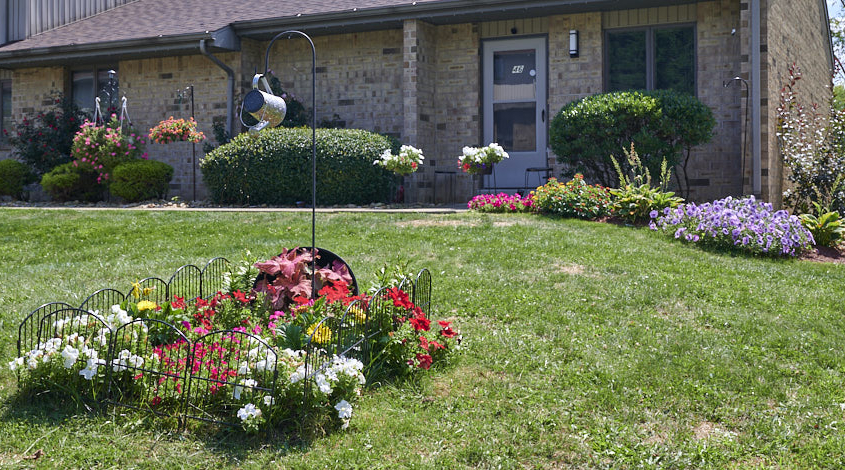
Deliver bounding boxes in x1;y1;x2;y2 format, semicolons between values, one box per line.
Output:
650;196;815;256
458;143;509;174
71;116;147;184
468;192;534;213
374;145;425;176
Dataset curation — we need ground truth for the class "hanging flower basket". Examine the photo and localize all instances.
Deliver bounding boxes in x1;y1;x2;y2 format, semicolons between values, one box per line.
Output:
148;117;205;144
458;143;508;175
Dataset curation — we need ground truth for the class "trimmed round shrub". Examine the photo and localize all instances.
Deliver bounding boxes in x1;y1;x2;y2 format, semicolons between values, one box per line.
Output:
200;128;395;205
110;160;174;202
40;162;104;202
0;159;36;199
550;90;714;192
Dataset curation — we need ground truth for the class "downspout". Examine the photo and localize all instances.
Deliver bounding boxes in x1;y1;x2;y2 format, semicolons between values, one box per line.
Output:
750;0;762;197
199;39;234;138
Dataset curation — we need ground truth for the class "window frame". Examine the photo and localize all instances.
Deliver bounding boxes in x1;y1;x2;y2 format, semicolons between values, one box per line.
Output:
70;66;119;114
603;23;697;95
0;79;11;145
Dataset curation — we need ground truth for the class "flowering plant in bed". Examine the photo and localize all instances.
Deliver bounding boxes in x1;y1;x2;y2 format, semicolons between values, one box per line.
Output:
459;143;509;174
468;193;534;213
374;145;424;176
532;174;613;219
650;196;815;256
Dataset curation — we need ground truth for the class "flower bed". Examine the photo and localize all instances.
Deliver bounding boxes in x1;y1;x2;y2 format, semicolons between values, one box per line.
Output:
467;193;534;213
12;250;456;432
649;196;815;256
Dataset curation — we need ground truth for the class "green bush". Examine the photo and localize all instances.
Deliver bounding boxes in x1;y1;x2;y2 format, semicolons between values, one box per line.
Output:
0;159;36;199
200;128;396;205
531;174;613;219
110;160;174;202
40;162;104;202
550;90;714;194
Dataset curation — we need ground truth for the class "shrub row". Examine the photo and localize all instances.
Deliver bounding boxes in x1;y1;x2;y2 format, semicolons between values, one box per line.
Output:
200;128;396;205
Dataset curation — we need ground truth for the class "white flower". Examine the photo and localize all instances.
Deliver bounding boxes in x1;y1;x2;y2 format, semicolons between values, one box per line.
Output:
79;367;97;380
237;362;250;376
61;345;80;369
263;395;275;406
127;354;144;368
65;332;79;344
27;358;39;370
44;338;62;353
233;379;257;400
8;357;23;371
237;403;262;421
334;400;353;419
94;328;110;346
316;373;333;394
289;366;305;384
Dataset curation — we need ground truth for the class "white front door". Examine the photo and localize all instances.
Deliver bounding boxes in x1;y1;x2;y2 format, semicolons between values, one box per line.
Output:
482;37;547;190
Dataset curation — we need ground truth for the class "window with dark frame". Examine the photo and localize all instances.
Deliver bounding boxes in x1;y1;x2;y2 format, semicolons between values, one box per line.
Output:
71;68;119;115
605;25;695;95
1;80;11;144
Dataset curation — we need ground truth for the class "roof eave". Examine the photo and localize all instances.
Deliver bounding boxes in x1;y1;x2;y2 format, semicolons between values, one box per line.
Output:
233;0;696;38
0;30;237;69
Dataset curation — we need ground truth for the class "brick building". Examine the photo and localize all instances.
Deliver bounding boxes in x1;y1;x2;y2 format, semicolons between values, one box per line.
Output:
0;0;834;204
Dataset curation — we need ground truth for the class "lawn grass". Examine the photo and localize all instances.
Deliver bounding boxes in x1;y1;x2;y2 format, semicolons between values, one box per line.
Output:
1;208;845;468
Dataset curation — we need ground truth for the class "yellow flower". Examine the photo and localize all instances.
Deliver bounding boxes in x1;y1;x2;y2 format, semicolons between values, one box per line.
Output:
143;286;155;296
130;281;141;299
305;323;332;345
348;305;367;324
137;300;157;311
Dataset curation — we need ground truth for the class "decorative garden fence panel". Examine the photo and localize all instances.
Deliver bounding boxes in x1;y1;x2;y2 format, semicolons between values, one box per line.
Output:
106;318;192;422
16;256;434;428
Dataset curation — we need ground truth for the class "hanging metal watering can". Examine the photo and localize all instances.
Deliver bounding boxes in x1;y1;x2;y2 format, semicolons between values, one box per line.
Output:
240;73;287;132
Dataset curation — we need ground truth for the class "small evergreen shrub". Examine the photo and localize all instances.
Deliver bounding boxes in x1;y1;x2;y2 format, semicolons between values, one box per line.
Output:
0;159;36;199
200;128;395;205
110;160;174;202
40;162;103;202
532;175;613;219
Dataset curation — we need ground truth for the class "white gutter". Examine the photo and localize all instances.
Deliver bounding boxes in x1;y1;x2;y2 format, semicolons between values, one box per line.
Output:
750;0;762;196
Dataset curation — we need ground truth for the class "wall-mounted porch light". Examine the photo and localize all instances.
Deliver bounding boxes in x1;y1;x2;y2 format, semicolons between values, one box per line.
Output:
569;30;579;58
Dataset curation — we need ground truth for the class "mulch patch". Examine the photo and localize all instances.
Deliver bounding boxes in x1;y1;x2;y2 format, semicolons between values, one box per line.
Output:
800;246;845;265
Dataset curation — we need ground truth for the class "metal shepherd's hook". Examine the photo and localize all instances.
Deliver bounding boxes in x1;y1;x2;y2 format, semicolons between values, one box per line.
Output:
254;30;318;298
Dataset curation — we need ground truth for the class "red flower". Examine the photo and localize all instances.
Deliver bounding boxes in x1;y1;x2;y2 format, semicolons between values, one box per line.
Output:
133;373;143;380
416;353;433;370
171;296;186;310
232;290;249;303
440;326;457;338
438;320;451;329
387;287;414;309
429;339;445;350
419;336;430;351
150;396;162;406
409;314;430;332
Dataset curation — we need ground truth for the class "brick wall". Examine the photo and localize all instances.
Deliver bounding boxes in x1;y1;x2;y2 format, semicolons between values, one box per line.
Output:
119;53;238;200
690;0;743;201
763;0;832;207
256;29;404;136
0;68;12;159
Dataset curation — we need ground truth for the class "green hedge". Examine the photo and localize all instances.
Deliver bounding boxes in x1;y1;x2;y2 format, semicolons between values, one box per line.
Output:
110;160;174;202
40;162;103;202
0;159;36;199
200;128;396;205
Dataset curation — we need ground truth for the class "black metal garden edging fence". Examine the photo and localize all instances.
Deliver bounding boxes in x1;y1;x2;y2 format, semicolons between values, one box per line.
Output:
16;256;432;427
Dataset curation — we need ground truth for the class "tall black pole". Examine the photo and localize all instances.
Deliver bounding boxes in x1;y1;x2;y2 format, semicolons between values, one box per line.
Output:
264;30;317;298
190;85;196;201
